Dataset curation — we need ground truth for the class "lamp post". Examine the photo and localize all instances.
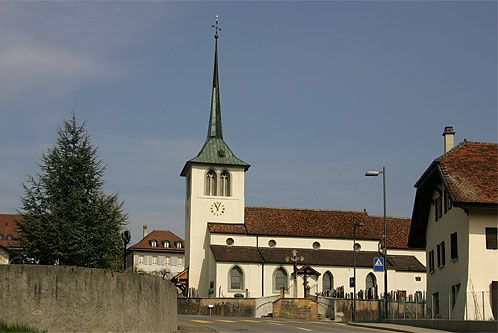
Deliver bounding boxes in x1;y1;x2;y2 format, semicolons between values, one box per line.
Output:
121;230;131;270
353;219;364;322
365;166;387;318
286;249;304;298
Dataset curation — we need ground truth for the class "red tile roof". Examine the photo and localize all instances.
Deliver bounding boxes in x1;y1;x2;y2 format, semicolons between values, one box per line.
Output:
208;207;414;249
436;141;497;205
129;229;185;253
410;141;498;248
0;214;21;248
210;245;425;272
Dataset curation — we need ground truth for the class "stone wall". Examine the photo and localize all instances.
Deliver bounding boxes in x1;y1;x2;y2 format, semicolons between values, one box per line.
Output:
272;298;318;320
0;265;177;332
327;298;426;322
178;298;256;317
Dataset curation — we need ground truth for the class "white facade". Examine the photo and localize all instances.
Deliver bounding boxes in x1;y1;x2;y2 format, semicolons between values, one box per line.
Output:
426;191;497;320
209;232;426;299
129;251;184;277
184;164;246;296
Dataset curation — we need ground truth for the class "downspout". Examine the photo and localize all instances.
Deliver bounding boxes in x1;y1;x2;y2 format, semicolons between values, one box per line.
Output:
256;234;265;297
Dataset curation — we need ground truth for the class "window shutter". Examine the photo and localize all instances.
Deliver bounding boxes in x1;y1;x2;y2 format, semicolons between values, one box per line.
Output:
486;228;498;250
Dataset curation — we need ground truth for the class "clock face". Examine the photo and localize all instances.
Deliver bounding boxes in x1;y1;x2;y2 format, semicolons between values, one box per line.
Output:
210;201;226;216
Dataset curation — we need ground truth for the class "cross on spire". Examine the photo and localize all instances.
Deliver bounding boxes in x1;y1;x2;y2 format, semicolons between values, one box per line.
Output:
212;15;221;39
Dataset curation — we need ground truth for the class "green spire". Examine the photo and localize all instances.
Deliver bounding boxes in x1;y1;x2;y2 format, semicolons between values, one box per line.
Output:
180;16;249;177
207;36;223;139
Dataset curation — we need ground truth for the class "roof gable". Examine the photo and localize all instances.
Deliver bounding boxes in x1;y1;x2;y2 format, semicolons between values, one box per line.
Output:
129;230;185;252
410;141;498;247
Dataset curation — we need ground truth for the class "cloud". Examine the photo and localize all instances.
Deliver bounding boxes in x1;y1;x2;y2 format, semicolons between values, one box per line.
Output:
0;39;120;99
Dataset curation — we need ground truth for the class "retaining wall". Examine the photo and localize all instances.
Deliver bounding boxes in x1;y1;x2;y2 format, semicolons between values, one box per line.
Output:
178;298;256;317
0;265;177;332
273;298;318;320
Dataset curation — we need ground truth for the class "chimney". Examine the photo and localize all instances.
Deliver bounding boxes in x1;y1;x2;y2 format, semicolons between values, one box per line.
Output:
143;224;148;238
442;126;455;154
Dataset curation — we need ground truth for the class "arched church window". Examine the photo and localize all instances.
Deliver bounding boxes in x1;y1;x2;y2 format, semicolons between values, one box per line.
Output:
229;265;244;291
205;170;217;196
219;170;231;197
273;267;288;292
366;273;378;299
323;271;334;295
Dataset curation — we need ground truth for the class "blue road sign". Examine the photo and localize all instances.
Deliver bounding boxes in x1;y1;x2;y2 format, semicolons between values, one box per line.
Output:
373;257;384;272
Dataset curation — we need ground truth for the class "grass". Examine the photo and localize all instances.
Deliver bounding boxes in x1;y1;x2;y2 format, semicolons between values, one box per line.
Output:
0;321;45;333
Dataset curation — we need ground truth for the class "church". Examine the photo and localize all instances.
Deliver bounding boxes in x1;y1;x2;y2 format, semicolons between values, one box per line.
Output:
180;26;426;299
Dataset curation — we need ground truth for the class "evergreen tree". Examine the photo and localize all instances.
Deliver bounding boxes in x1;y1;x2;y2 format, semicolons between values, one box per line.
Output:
18;115;127;269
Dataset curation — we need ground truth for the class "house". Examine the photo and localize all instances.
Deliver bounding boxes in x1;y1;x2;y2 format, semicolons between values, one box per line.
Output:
0;214;21;264
409;127;498;320
181;31;427;299
126;225;185;278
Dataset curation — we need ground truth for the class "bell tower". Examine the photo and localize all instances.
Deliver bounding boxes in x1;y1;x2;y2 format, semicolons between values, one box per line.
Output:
180;16;250;297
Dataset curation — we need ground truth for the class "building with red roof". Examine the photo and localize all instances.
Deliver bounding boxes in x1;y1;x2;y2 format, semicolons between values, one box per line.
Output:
0;214;21;264
410;127;497;320
126;225;185;278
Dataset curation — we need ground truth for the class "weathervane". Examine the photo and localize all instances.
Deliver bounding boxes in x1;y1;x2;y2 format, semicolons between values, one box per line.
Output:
212;15;221;39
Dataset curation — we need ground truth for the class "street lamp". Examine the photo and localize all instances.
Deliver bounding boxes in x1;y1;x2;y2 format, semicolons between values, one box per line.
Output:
353;219;364;322
365;166;388;318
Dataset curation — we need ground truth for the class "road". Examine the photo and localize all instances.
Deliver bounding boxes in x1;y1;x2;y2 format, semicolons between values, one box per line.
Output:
178;315;385;333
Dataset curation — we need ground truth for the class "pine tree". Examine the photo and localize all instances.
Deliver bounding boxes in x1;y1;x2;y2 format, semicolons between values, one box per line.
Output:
18;115;127;269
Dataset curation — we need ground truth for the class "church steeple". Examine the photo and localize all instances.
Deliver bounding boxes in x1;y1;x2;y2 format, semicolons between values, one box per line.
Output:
207;19;223;139
180;16;249;177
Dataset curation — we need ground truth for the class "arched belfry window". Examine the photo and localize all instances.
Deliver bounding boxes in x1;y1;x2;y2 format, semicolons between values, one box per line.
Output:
323;271;334;295
219;170;231;197
229;265;244;291
205;169;217;196
273;267;288;292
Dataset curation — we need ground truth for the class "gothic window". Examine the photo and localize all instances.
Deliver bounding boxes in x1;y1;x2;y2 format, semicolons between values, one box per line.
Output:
322;271;333;295
229;266;244;291
273;267;288;292
219;170;231;197
205;170;217;196
366;273;377;299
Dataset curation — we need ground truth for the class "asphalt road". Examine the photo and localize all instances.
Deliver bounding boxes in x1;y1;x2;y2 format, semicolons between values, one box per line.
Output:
178;315;382;333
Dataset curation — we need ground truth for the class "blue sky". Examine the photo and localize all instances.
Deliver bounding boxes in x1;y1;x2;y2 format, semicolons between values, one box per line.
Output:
0;1;496;243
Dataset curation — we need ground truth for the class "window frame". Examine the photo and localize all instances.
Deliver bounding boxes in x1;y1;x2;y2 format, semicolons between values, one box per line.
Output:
485;227;498;250
228;265;244;292
219;170;231;197
450;232;458;260
205;169;218;196
273;267;289;293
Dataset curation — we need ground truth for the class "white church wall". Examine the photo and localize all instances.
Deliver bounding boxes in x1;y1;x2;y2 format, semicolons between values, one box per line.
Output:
210;234;257;247
216;262;261;298
257;235;380;252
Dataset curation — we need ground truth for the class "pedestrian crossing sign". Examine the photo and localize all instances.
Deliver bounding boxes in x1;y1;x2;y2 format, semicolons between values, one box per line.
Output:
373;257;384;272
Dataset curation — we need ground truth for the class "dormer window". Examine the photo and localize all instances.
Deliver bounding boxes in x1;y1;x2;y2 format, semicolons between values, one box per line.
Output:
205;170;217;196
219;170;231;197
176;241;183;248
150;240;157;247
0;234;3;240
163;240;170;248
7;234;13;240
